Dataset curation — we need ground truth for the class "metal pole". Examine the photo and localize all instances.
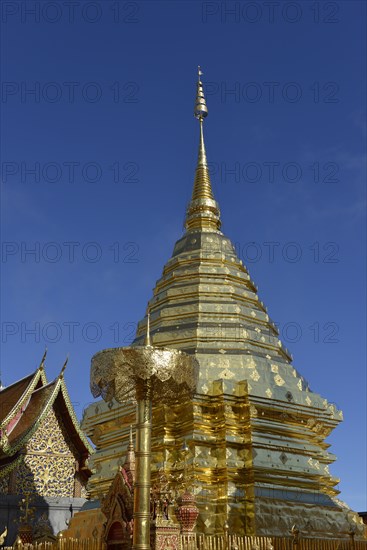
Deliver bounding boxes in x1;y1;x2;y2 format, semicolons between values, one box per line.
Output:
133;380;152;550
349;528;356;550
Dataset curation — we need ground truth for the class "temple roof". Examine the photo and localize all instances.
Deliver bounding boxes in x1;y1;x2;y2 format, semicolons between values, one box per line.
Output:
5;381;57;451
0;354;93;468
0;372;40;421
0;352;47;427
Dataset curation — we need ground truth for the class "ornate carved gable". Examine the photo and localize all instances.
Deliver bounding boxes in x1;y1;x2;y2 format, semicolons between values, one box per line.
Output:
27;406;77;456
0;361;93;499
16;407;78;497
102;468;134;522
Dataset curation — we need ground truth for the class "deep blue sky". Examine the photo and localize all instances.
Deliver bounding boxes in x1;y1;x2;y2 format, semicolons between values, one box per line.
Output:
1;1;366;511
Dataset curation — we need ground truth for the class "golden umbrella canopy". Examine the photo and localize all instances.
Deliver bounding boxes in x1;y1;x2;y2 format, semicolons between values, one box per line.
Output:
91;345;199;404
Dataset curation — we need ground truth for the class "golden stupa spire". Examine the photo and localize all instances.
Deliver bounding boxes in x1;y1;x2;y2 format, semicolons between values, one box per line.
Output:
185;66;221;233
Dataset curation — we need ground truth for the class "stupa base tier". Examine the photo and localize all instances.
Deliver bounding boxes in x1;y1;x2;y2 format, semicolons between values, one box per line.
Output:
254;497;363;539
82;381;364;538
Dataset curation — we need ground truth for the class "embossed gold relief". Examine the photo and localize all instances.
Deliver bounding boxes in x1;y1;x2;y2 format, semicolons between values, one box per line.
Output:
8;408;87;498
250;370;260;382
16;454;75;496
91;347;198;404
27;408;76;456
84;371;357;536
249;405;257;418
274;374;285;386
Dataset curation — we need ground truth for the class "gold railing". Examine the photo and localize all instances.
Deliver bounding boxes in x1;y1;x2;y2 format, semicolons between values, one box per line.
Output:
3;535;367;550
185;535;367;550
3;540;102;550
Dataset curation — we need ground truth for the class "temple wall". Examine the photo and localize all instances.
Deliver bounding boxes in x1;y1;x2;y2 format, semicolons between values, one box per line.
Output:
0;495;87;546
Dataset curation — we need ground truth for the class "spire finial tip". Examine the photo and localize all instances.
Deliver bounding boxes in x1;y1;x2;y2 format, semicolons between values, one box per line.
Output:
194;66;208;120
186;67;221;232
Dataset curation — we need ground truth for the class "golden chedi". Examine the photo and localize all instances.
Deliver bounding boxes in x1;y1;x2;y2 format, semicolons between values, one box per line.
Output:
82;68;364;539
